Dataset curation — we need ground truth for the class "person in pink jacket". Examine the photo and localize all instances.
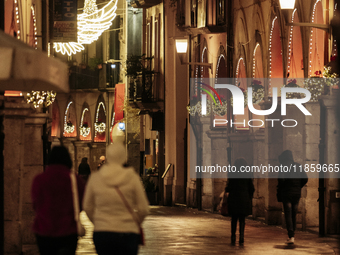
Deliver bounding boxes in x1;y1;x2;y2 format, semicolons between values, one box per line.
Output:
31;146;85;255
83;142;149;255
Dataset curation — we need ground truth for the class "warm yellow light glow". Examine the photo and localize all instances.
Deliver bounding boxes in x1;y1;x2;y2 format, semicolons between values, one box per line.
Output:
175;39;188;53
279;0;295;9
53;0;118;55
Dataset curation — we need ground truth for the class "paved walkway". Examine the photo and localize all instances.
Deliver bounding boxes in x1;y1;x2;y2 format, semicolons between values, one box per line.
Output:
76;206;340;255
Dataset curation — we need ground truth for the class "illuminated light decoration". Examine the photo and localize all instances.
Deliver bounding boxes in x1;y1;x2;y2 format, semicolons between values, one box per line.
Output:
95;122;106;133
215;54;225;81
31;6;38;49
80;108;90;137
268;17;277;93
235;57;245;86
64;102;75;134
26;91;56;108
288;9;298;73
309;0;321;76
95;102;106;135
54;0;118;56
253;43;260;78
110;112;116;132
64;122;75;133
14;0;20;40
200;47;207;79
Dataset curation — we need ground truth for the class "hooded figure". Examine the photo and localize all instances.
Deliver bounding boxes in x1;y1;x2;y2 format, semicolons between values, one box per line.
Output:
83;142;149;255
277;150;308;245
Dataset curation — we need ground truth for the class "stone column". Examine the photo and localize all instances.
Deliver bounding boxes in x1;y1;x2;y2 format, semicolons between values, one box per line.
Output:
320;96;340;234
200;116;213;211
206;128;228;211
1;99;48;254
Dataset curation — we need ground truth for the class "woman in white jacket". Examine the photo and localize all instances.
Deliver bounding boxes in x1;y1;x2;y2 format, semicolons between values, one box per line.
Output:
83;142;149;255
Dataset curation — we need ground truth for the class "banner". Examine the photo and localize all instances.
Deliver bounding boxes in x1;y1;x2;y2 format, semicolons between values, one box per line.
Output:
53;0;77;42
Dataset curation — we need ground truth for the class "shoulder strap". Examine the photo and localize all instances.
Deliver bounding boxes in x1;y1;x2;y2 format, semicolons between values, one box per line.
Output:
114;186;140;227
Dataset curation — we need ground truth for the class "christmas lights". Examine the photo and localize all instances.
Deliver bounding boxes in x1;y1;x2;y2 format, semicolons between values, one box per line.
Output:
54;0;118;55
80;108;91;137
95;122;106;133
31;6;38;48
64;102;75;135
309;0;321;76
26;91;56;108
14;0;20;40
253;43;260;78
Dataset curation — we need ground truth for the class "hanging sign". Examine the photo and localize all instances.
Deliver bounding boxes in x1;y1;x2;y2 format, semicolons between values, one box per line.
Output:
53;0;77;42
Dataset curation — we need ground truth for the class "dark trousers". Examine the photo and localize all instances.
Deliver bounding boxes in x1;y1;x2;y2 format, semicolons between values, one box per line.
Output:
93;231;140;255
231;214;246;237
283;198;300;238
35;234;78;255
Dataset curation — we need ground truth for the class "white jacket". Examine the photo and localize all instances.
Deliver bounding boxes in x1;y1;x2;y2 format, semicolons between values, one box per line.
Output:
83;143;149;234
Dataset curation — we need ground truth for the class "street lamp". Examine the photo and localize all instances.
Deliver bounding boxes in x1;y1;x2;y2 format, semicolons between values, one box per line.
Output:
175;38;213;74
279;0;330;33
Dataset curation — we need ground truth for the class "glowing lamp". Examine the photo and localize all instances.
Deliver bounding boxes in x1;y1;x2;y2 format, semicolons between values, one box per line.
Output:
118;122;125;131
279;0;295;9
175;39;188;53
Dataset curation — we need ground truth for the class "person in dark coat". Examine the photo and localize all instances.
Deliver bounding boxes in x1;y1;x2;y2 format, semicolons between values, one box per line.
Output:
277;150;308;244
78;157;91;182
225;158;254;244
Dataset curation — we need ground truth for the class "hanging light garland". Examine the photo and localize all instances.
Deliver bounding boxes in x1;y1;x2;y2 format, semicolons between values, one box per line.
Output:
95;102;106;134
54;0;118;56
31;5;38;49
26;91;56;108
287;9;297;74
14;0;21;40
309;0;321;76
80;108;90;137
64;102;75;134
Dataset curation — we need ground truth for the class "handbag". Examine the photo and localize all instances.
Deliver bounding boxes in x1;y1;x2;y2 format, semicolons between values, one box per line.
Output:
220;191;229;216
114;186;145;245
70;173;86;237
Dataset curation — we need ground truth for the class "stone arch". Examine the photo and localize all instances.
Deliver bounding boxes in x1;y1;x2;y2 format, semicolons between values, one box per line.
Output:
79;102;92;141
234;9;250;78
269;16;284;93
235;57;249;131
94;95;107;142
51;100;60;138
63;97;77;137
308;0;325;77
287;9;304;84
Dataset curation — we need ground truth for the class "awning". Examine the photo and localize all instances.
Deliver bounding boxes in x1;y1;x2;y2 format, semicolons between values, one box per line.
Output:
0;30;69;93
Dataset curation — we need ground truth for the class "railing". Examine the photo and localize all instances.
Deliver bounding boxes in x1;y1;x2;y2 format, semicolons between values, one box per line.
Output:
128;72;157;103
69;66;99;90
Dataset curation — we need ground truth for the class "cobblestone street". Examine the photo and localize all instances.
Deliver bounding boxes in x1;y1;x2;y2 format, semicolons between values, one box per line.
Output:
76;206;340;255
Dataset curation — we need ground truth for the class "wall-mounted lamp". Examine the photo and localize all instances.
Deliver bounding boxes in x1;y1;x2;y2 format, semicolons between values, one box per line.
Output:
175;39;213;74
279;0;330;33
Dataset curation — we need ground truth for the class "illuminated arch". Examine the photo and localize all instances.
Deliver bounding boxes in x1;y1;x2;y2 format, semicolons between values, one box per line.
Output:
309;0;325;77
269;17;283;93
63;99;77;137
287;9;304;83
94;98;107;142
80;103;92;141
51;100;60;137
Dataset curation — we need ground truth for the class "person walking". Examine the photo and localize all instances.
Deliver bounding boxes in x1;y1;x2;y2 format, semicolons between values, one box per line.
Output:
78;157;91;182
31;146;85;255
83;142;149;255
225;158;254;244
277;150;308;244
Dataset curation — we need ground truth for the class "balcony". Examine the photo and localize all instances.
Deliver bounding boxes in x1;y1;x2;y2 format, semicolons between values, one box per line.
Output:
69;63;120;90
128;72;164;110
69;66;99;90
131;0;161;8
